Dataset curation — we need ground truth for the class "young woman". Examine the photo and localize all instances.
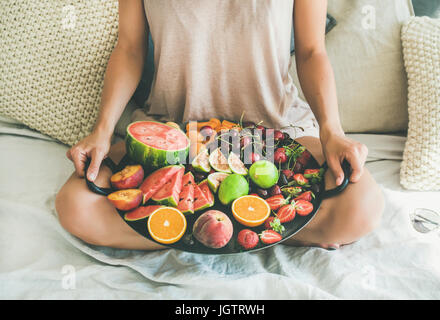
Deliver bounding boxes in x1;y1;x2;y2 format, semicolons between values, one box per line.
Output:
55;0;384;251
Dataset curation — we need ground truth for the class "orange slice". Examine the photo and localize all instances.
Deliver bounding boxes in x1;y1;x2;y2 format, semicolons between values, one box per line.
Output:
231;195;271;227
147;207;187;244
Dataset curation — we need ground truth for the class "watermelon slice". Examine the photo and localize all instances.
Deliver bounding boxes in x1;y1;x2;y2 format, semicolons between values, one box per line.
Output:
177;172;195;215
139;165;184;204
198;180;215;207
193;181;214;212
151;166;185;207
126;121;190;169
124;205;163;221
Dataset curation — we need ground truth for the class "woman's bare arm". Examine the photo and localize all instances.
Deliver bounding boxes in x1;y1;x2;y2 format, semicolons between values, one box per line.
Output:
294;0;368;185
67;0;148;181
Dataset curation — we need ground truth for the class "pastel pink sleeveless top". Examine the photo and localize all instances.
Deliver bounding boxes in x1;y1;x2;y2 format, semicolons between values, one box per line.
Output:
138;0;318;138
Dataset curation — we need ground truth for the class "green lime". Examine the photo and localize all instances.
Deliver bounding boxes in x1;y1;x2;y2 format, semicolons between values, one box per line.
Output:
228;152;248;175
249;160;279;189
218;174;249;205
207;172;230;193
191;148;211;173
208;148;232;173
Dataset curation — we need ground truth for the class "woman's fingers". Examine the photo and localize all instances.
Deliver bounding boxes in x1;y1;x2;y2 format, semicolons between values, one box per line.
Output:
347;144;368;183
327;155;345;186
87;149;106;182
69;146;88;178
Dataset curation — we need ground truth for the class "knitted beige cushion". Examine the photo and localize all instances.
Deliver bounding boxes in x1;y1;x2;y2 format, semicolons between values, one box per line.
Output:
0;1;118;146
400;17;440;191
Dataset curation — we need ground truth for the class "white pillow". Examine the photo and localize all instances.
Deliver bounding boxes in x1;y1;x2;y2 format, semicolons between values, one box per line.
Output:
400;17;440;191
289;0;414;133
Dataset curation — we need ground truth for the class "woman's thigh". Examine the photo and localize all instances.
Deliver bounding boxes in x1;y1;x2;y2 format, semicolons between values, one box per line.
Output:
55;141;166;250
283;136;384;248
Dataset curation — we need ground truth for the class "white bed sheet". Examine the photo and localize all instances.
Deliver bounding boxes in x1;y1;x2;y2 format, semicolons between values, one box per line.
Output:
0;121;439;299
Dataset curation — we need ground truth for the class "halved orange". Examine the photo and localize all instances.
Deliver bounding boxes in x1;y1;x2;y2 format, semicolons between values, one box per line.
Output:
231;195;271;227
147;207;187;244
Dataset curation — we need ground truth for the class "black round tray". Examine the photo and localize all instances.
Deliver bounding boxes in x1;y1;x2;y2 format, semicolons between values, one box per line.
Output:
85;141;350;255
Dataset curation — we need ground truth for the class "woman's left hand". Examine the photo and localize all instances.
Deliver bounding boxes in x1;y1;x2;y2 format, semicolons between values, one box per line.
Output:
320;129;369;186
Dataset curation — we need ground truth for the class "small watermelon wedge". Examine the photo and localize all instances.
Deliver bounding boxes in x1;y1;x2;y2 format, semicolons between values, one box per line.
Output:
126;121;190;169
193;180;214;212
177;172;195;215
124;205;163;221
139;165;184;204
151;166;185;207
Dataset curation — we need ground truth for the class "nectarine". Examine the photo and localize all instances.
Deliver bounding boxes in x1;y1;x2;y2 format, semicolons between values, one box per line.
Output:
110;165;144;190
192;210;233;249
107;189;142;211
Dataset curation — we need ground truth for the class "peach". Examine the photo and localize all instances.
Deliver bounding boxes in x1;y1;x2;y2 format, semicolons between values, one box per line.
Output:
107;189;142;211
110;165;144;190
192;210;233;249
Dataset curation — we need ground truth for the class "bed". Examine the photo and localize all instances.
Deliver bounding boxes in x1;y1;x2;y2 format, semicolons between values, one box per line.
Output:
1;118;439;299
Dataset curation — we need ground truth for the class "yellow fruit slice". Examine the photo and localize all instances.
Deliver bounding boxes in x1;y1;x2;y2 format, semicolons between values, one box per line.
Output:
147;207;187;244
231;195;271;227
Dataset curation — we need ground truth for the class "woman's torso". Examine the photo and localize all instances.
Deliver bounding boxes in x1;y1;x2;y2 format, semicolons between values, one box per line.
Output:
143;0;314;132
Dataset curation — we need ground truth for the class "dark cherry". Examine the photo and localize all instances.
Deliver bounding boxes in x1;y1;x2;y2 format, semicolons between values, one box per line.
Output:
269;185;282;196
278;172;289;186
281;138;295;147
311;183;321;194
229;128;240;138
194;172;207;182
256;188;269;199
256;125;266;138
274;130;285;142
250;152;262;163
274;148;288;164
293;161;304;173
200;125;214;137
282;169;294;181
240;136;252;149
242;121;255;128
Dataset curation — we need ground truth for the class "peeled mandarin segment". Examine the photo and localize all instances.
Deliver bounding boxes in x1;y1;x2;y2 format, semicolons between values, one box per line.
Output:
208;118;221;130
147;207;187;244
221;120;237;129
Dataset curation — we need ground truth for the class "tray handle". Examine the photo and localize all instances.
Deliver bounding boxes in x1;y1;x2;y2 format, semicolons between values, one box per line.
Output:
321;159;351;199
84;156;122;196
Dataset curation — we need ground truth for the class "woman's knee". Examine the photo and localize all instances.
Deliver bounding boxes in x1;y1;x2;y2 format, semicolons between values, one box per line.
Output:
325;180;384;244
55;184;111;246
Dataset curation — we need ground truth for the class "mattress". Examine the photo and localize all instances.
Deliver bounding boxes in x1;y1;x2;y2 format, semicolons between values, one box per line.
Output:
0;119;439;299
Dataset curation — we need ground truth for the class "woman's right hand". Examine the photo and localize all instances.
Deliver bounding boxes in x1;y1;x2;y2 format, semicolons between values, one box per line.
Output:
66;130;112;182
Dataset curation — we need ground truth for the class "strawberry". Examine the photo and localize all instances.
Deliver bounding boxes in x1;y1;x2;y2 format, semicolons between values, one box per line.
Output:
304;169;320;176
264;217;285;234
265;194;286;211
294;191;314;202
281;186;303;197
260;230;282;244
293;173;309;186
249;193;260;197
294;200;314;216
276;203;296;223
237;229;259;250
264;216;275;229
304;168;324;184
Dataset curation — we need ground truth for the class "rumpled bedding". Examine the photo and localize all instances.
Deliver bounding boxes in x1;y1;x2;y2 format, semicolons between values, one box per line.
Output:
1;120;439;299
